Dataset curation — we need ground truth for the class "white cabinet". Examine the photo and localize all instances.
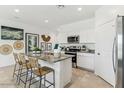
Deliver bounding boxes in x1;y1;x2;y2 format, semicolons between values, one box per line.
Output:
95;20;116;86
80;29;95;43
57;29;95;43
77;52;95;71
61;58;72;86
39;58;72;88
80;31;88;43
57;32;68;43
86;30;95;43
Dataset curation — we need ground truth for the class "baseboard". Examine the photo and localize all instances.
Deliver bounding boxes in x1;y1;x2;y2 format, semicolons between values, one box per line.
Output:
95;74;114;88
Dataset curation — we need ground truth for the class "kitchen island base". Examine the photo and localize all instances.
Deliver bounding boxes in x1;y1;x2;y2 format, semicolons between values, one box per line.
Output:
39;57;72;88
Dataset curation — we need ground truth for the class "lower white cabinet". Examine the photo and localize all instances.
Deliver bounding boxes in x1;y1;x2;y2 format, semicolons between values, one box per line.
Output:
77;52;95;71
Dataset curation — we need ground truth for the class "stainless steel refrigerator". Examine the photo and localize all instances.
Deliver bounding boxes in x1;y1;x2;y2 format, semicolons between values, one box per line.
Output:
115;16;124;88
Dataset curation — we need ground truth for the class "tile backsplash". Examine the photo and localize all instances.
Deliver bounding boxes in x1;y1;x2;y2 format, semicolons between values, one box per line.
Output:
60;43;95;50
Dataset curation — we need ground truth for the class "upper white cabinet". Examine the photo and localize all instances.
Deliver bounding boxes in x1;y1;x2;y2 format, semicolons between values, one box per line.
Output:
80;29;95;43
79;31;87;43
57;32;68;43
57;29;95;43
86;29;95;43
57;18;95;43
95;20;116;53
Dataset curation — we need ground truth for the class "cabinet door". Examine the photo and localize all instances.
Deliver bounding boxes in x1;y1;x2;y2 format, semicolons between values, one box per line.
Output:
95;21;116;56
57;32;68;43
80;31;88;43
86;29;95;43
95;20;116;86
61;58;72;86
80;29;95;43
77;53;94;71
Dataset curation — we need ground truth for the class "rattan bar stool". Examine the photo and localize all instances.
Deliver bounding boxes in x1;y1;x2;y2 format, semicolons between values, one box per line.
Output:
13;53;21;82
17;53;31;87
13;53;29;85
27;57;55;88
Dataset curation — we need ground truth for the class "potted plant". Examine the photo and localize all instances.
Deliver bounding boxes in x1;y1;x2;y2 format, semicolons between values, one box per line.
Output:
32;47;42;55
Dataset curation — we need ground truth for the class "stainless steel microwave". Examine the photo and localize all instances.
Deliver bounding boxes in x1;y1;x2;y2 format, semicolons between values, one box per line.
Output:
67;35;79;43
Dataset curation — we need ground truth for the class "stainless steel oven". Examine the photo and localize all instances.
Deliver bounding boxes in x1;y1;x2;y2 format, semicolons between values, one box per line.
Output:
65;51;77;68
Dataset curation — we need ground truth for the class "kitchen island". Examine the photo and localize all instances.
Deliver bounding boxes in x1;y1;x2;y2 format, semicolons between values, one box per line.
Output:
28;54;73;88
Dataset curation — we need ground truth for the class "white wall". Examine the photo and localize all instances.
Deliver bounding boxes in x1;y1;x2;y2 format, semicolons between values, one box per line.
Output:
59;18;94;31
56;18;95;48
0;18;56;67
95;5;124;27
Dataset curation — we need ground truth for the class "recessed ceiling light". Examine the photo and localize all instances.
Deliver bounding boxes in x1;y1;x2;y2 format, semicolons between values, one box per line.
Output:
77;7;82;11
14;9;20;13
44;19;49;23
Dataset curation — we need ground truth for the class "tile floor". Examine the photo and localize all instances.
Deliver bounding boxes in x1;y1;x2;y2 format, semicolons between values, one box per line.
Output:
66;68;112;88
0;65;112;88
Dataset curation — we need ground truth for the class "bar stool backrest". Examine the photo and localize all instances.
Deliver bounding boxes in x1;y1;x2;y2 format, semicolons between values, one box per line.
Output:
27;57;38;69
18;53;26;65
13;53;21;65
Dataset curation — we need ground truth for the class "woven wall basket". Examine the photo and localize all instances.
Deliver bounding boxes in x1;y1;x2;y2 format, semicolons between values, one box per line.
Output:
13;41;24;50
0;44;13;55
41;35;51;42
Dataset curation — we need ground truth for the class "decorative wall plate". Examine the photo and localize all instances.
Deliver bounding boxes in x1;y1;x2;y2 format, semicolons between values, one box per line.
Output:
0;44;13;55
13;41;24;50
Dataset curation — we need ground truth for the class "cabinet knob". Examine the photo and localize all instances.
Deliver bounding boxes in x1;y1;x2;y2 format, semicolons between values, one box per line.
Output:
97;53;100;55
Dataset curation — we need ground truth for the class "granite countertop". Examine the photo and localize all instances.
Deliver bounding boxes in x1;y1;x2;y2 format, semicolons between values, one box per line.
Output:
77;51;95;54
28;54;74;63
62;50;95;54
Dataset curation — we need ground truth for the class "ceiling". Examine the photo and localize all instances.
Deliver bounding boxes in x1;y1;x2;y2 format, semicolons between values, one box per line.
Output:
0;5;101;29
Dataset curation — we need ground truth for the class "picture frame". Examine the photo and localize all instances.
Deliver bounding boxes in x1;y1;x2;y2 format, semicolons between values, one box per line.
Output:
46;43;52;51
41;42;46;51
25;33;39;55
1;26;24;40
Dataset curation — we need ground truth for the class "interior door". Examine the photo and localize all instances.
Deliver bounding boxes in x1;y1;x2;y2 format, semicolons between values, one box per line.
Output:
95;20;116;86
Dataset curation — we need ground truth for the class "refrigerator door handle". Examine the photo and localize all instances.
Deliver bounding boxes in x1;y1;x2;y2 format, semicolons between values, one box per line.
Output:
112;37;116;74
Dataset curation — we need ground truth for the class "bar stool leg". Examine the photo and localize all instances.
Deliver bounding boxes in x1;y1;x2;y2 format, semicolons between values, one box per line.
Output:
44;75;46;87
39;76;42;88
24;70;29;88
18;66;23;85
53;71;55;88
16;65;21;84
13;64;17;78
29;70;32;88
